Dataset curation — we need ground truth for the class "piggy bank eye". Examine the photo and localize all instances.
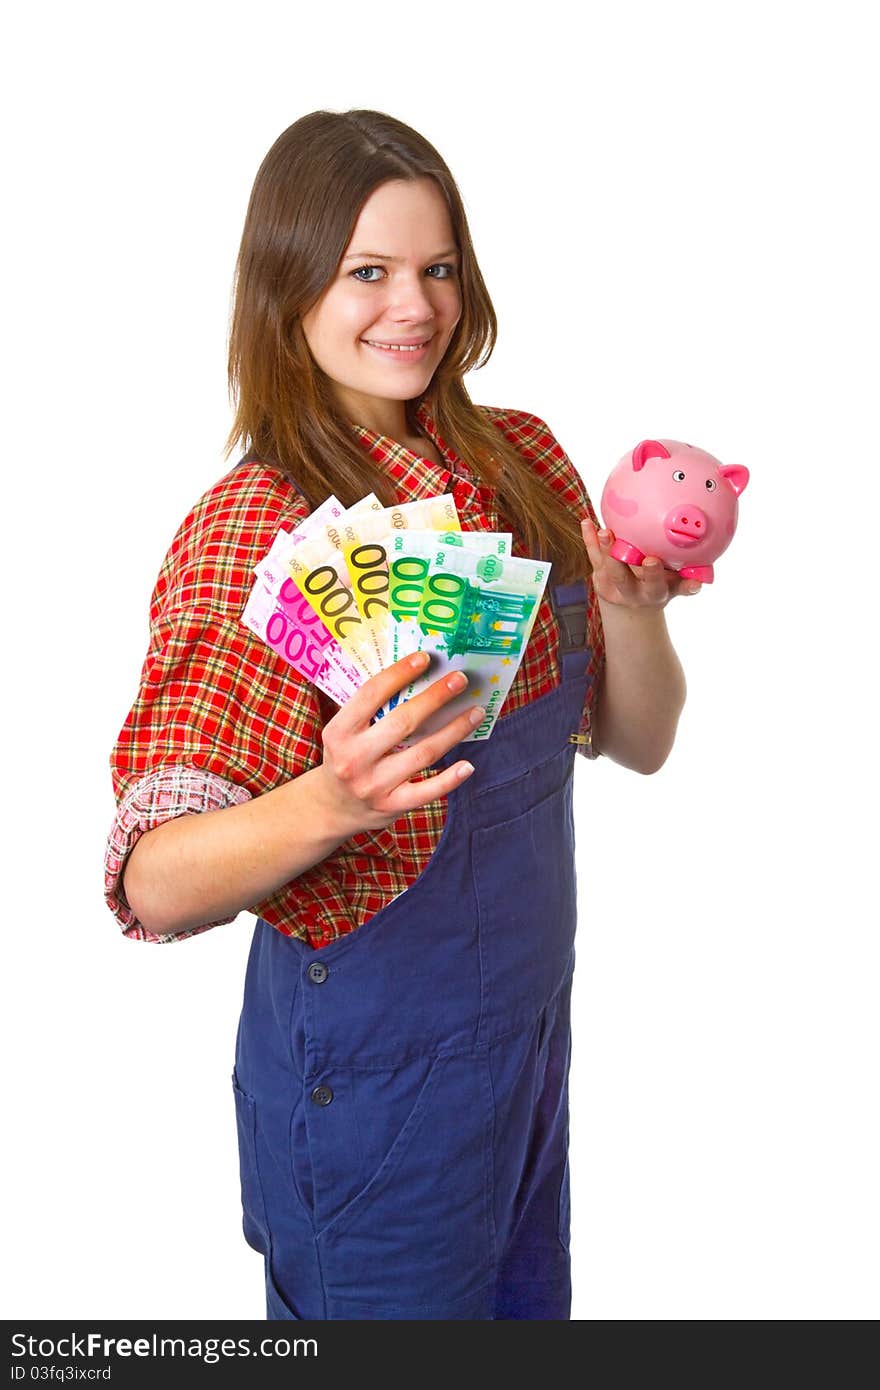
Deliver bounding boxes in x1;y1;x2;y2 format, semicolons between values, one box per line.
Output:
705;478;717;492
672;469;686;482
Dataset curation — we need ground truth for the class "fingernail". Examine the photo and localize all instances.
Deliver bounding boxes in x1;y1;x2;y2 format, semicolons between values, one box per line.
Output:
457;761;475;779
687;583;701;594
447;671;468;691
410;652;429;668
469;706;486;725
598;529;611;541
645;558;660;568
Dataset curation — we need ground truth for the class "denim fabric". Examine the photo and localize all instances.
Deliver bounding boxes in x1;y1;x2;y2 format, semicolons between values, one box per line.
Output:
231;579;593;1319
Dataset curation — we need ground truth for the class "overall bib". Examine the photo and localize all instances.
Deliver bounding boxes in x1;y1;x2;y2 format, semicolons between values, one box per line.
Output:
231;577;594;1320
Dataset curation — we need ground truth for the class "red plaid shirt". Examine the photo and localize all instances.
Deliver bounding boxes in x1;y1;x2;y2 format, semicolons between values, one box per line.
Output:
105;402;605;948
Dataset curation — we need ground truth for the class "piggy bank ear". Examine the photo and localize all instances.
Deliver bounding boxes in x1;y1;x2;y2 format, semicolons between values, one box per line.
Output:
632;439;671;472
720;464;750;496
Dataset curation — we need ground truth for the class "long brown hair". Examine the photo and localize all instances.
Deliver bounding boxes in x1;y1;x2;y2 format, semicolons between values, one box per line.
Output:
224;109;590;583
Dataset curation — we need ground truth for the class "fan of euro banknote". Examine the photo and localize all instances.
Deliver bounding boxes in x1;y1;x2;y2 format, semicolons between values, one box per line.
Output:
241;489;551;748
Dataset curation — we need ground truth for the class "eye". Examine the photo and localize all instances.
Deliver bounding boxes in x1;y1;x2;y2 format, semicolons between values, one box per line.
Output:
672;469;686;482
350;262;458;283
351;264;383;283
705;478;717;491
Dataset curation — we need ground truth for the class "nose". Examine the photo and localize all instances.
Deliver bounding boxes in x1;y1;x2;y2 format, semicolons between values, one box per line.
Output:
664;505;709;547
387;272;445;324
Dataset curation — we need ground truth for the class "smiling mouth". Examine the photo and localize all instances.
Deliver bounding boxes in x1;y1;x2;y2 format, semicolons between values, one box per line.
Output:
361;335;434;351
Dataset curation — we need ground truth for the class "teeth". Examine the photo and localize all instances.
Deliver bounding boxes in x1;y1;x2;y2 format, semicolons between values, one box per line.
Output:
365;340;426;351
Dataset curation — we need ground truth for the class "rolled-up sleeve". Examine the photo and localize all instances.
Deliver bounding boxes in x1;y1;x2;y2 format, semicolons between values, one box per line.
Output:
105;605;322;943
104;767;253;944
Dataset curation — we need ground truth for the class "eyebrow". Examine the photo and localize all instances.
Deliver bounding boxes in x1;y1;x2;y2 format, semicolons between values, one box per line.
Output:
342;247;459;263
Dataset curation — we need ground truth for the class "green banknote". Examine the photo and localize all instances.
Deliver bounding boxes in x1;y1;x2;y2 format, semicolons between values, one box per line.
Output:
379;528;513;718
376;534;550;743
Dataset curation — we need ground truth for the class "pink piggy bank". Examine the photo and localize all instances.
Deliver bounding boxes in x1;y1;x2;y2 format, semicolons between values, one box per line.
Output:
600;439;749;583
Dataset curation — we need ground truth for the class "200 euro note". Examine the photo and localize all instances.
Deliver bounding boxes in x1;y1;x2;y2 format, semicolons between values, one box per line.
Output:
374;535;551;745
286;494;387;679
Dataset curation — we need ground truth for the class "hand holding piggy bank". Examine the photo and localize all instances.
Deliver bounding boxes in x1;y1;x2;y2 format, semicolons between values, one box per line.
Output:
600;439;749;583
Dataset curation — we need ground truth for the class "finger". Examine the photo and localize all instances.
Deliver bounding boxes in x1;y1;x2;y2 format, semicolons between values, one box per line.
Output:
340;651;432;733
651;566;701;600
601;545;640;591
593;528;645;588
366;663;480;759
382;698;485;792
580;517;603;566
378;751;477;818
673;574;703;597
636;556;674;603
581;519;622;558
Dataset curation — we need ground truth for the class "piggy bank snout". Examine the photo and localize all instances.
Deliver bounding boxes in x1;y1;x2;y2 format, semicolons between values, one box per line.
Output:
664;504;709;549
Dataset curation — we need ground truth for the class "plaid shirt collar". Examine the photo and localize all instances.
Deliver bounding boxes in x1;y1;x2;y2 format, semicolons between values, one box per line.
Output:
348;398;477;502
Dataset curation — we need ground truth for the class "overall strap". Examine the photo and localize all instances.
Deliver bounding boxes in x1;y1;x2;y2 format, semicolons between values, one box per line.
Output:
549;578;591;681
235;447;262;470
234;449;307;493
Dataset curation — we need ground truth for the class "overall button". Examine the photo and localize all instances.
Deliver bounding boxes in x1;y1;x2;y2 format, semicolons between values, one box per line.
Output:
311;1085;334;1107
307;961;329;984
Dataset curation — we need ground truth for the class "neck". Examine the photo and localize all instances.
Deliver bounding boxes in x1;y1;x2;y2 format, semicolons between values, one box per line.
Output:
335;384;429;442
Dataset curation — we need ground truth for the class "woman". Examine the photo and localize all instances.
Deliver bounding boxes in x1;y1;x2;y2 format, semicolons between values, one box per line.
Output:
104;109;693;1319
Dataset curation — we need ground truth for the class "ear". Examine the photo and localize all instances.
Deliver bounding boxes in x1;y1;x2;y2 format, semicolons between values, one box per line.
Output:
631;439;671;472
719;464;750;496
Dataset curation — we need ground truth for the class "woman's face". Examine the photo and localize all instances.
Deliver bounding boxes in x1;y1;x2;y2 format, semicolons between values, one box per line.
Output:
301;177;462;435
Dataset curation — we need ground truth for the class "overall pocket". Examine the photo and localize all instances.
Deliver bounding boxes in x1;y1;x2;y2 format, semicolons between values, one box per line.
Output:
472;765;577;1038
231;1071;270;1257
311;1049;495;1313
265;1264;303;1320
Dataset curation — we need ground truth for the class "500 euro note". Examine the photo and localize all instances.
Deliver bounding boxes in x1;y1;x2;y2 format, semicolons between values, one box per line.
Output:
376;535;550;745
241;494;365;702
241;581;361;704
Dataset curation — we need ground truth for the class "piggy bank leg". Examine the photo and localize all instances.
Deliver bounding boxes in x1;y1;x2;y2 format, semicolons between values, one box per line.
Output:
609;538;645;565
678;563;714;583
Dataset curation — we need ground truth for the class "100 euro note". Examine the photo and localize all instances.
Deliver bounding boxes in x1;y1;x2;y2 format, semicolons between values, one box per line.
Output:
377;527;513;720
376;534;550;745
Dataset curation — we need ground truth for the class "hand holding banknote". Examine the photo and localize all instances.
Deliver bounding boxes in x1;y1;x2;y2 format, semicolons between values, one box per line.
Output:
309;651;485;835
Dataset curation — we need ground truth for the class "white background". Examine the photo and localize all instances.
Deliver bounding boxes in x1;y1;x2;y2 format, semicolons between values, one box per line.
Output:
3;0;876;1321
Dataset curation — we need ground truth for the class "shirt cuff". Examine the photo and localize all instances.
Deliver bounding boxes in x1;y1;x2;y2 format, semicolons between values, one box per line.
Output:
104;767;253;943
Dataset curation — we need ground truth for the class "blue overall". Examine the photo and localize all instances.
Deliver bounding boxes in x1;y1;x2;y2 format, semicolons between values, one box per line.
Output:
231;575;594;1320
